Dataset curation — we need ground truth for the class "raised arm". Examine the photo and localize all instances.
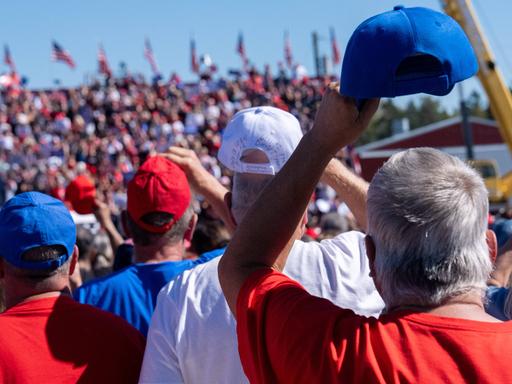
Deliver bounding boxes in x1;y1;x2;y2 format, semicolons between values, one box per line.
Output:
94;199;125;256
322;158;369;230
161;147;236;233
218;87;379;315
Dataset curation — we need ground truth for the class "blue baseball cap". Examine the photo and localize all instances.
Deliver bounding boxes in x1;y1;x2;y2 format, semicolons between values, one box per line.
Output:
0;192;76;270
341;6;478;98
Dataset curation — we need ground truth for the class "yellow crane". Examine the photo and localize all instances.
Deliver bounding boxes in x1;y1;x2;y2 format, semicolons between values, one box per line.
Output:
442;0;512;203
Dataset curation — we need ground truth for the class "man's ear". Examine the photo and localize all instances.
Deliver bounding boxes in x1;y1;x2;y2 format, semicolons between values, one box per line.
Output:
184;213;198;243
224;191;237;227
121;210;132;239
69;245;79;276
365;235;376;279
486;229;498;264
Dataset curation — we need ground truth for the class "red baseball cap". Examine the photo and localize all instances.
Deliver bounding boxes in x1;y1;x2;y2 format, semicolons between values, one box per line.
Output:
127;156;191;233
65;175;96;215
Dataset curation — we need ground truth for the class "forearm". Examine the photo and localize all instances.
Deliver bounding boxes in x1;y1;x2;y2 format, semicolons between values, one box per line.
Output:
194;171;234;232
159;149;235;233
219;131;337;314
323;159;369;230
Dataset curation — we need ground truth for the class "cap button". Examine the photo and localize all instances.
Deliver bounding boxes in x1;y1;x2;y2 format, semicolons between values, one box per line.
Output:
393;5;405;10
254;108;263;114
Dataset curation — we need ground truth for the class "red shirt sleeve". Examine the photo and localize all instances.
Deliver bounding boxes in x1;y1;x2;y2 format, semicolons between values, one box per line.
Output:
236;268;362;384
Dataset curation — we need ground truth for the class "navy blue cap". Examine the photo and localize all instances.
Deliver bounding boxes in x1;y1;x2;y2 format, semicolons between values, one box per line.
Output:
341;6;478;98
0;192;76;270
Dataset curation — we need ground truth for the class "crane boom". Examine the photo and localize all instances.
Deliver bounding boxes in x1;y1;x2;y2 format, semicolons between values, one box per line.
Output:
442;0;512;153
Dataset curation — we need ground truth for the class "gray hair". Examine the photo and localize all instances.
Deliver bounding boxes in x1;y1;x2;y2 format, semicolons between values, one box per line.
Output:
367;148;492;308
127;205;194;247
231;173;273;224
4;245;72;291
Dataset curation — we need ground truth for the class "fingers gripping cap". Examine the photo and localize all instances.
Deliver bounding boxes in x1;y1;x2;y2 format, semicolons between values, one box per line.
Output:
218;106;303;175
127;156;191;233
341;6;478;98
0;192;76;270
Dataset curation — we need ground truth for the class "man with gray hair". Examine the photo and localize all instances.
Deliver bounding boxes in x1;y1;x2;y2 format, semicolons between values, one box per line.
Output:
368;147;494;309
139;106;384;383
219;89;512;383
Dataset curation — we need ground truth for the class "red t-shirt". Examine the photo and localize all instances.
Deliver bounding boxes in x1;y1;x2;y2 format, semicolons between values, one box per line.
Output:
0;295;145;383
237;268;512;384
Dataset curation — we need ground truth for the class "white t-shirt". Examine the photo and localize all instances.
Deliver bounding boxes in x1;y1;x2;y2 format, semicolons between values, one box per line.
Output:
139;231;384;384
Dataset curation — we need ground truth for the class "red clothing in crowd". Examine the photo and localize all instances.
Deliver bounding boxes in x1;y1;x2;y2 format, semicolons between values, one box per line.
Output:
237;269;512;384
0;295;145;383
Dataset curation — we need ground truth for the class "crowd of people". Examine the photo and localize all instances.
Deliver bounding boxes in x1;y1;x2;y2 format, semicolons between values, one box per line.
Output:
0;35;512;384
0;69;365;285
0;69;325;206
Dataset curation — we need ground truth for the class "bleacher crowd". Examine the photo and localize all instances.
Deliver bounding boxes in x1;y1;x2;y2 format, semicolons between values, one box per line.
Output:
0;69;324;205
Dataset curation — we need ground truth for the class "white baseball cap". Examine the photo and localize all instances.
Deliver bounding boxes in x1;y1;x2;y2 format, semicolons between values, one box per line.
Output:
218;106;303;175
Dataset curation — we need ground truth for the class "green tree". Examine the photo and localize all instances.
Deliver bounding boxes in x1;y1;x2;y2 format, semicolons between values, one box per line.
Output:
357;100;403;145
465;90;492;119
409;97;450;129
357;96;451;145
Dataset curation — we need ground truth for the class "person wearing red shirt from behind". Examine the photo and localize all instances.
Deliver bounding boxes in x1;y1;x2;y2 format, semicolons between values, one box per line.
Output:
218;86;512;383
0;192;145;384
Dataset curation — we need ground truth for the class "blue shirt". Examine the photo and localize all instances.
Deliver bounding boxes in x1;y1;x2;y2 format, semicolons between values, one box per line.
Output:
486;286;510;321
74;247;224;336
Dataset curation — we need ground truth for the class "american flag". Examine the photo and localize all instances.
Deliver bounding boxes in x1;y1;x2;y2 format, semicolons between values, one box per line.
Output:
190;39;199;74
236;32;248;69
284;31;293;68
330;28;341;66
51;41;75;69
97;44;111;77
4;45;15;71
144;38;160;75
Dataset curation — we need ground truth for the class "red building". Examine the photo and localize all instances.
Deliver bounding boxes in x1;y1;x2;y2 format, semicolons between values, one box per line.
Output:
357;116;512;181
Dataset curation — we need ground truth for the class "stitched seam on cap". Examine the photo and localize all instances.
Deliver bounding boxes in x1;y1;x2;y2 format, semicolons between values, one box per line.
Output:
401;9;418;50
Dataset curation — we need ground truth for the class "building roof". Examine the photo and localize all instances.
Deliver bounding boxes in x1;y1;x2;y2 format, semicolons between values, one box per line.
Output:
357;116;500;152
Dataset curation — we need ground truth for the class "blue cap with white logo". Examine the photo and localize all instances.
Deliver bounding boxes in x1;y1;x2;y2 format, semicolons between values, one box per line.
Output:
0;192;76;270
341;6;478;98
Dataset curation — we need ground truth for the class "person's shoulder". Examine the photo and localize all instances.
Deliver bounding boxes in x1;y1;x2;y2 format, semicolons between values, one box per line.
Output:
320;230;366;249
184;256;221;280
159;248;224;297
486;286;510;309
296;230;364;250
486;286;510;321
160;257;222;300
72;298;144;341
52;296;140;331
74;264;139;297
195;247;225;264
487;286;509;298
288;230;365;263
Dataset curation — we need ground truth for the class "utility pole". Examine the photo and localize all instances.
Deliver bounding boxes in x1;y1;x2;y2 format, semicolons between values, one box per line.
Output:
322;55;330;77
458;82;474;160
312;31;321;78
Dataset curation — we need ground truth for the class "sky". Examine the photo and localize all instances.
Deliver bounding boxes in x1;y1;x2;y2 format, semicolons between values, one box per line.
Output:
1;0;511;111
